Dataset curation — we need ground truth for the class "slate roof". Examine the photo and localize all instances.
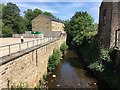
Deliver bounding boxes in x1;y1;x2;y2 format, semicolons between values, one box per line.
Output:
41;14;64;23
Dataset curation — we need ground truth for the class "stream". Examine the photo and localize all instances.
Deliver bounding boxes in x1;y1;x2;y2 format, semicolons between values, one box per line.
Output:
45;50;101;89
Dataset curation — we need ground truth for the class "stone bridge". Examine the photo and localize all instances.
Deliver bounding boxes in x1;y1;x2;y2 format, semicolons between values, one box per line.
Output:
0;35;66;89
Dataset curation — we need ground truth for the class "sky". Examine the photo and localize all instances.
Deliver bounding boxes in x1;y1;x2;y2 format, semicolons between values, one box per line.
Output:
3;1;102;23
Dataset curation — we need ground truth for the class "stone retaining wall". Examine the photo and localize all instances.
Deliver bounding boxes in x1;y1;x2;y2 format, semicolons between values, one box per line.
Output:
0;35;66;89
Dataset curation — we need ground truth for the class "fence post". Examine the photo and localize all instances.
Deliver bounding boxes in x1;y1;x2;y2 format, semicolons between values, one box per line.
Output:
33;40;34;46
42;38;43;44
19;43;21;51
27;42;29;48
37;39;38;45
8;45;11;55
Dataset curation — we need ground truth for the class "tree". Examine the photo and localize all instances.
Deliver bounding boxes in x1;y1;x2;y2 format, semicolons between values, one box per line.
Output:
0;3;3;36
24;9;33;31
0;3;3;19
18;16;27;33
2;2;20;34
43;12;56;18
2;23;13;37
33;8;42;19
24;8;42;31
65;11;97;46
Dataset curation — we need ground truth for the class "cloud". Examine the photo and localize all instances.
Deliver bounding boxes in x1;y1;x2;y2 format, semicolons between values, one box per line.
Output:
3;2;101;23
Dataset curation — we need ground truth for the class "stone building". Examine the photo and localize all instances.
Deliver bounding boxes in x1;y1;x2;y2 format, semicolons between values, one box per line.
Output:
32;14;65;37
98;1;120;49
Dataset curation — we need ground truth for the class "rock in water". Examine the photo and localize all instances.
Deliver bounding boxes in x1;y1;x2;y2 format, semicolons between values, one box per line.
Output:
52;75;56;78
56;84;60;87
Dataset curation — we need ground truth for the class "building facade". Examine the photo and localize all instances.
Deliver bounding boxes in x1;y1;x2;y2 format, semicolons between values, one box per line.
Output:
32;14;65;34
98;1;120;49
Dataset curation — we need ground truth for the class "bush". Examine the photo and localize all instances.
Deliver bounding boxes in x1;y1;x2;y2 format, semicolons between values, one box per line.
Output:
88;47;111;72
60;42;68;54
88;61;104;72
100;48;111;62
47;49;61;72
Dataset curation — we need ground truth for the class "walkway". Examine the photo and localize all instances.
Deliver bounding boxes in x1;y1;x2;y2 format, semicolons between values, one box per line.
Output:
0;37;55;57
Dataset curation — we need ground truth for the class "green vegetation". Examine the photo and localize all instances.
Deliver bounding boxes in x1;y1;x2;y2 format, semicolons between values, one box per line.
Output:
47;49;61;72
47;42;68;72
42;12;56;18
65;12;97;47
1;2;57;37
60;42;68;54
65;11;120;89
88;48;111;72
11;82;27;90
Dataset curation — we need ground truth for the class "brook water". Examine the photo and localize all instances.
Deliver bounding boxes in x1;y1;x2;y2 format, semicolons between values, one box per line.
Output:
45;50;108;89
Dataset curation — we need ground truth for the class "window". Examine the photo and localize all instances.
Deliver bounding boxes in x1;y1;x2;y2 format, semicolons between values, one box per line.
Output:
100;37;103;46
103;10;106;25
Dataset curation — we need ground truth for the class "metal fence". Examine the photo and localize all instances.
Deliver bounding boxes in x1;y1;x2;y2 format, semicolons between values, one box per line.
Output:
0;37;56;57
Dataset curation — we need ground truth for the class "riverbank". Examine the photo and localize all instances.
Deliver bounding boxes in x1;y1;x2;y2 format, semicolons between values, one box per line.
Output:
74;49;116;90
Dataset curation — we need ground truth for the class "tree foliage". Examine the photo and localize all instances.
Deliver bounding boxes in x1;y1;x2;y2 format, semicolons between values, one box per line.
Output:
1;2;57;37
65;12;97;46
43;12;56;18
2;2;20;34
24;9;56;31
2;24;13;37
0;3;3;19
18;16;27;33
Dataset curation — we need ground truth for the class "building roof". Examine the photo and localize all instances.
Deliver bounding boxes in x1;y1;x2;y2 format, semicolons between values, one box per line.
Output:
44;14;64;23
35;14;64;24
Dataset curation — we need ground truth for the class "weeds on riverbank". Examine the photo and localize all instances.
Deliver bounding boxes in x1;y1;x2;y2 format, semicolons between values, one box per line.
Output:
60;42;68;54
11;82;28;90
47;49;61;72
88;47;111;72
47;42;68;72
79;38;120;89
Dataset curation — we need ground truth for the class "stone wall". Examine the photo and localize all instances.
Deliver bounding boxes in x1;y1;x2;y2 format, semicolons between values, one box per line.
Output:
32;15;52;32
0;35;66;89
110;2;119;48
32;14;65;33
118;30;120;49
98;2;112;48
98;2;120;48
116;50;120;75
51;21;65;33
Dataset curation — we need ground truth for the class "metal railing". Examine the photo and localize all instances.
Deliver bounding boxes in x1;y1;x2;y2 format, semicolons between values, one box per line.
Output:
0;37;56;57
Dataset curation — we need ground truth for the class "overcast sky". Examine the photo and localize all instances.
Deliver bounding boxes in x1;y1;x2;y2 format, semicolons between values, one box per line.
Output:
3;0;102;23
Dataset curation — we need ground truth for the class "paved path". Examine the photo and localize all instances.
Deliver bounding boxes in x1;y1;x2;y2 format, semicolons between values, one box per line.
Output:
0;38;51;57
0;38;39;46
